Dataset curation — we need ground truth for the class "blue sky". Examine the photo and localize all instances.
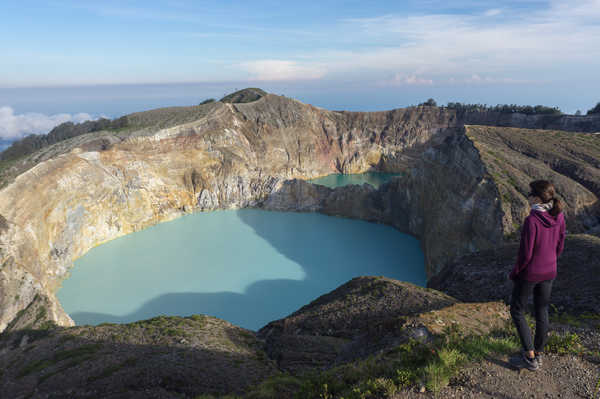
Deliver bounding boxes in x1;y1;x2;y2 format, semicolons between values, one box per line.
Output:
1;0;600;141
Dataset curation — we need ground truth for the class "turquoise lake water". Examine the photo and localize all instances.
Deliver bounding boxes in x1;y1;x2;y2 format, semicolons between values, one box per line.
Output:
308;172;400;188
57;209;425;331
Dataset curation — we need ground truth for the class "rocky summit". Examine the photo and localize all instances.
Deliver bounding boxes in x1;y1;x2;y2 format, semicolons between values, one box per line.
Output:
0;88;599;397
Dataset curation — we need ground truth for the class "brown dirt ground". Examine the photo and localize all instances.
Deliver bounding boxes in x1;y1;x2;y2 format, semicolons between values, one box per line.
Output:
396;353;599;399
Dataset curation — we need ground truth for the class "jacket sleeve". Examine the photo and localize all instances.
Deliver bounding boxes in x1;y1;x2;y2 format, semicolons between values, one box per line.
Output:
509;217;536;280
556;215;566;258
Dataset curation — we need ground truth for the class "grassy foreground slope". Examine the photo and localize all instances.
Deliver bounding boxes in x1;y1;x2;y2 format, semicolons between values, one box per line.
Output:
1;276;598;398
0;314;278;398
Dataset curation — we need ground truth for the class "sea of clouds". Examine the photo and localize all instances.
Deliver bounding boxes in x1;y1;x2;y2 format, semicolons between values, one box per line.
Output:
0;106;93;141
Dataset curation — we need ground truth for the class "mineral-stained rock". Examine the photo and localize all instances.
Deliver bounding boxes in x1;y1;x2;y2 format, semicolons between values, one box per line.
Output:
0;91;599;332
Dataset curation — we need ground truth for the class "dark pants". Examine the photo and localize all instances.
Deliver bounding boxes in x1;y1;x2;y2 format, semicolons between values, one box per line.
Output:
510;278;554;353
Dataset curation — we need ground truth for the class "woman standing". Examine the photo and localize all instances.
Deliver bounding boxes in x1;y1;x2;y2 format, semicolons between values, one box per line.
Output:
509;180;566;371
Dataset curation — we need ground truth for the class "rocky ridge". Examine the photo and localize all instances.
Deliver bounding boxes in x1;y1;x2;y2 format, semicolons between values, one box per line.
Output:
258;277;509;373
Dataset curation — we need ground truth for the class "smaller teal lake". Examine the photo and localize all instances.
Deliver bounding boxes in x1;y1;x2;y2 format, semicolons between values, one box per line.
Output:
308;172;400;188
57;209;425;331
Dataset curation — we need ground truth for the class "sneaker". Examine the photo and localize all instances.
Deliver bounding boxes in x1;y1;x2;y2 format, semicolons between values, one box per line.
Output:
535;352;543;367
509;351;539;371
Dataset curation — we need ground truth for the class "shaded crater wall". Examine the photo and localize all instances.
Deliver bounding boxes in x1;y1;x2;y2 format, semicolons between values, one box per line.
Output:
263;131;505;278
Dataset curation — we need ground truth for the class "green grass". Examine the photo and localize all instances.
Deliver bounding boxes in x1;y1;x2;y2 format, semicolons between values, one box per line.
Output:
245;374;303;399
422;348;465;392
128;315;193;339
38;354;95;384
549;309;600;335
580;312;600;320
58;334;76;344
551;312;583;327
18;343;102;378
5;308;27;331
549;305;584;327
246;325;520;398
0;157;26;188
546;332;583;355
87;357;137;383
18;359;54;378
187;314;208;325
245;322;590;398
34;307;47;324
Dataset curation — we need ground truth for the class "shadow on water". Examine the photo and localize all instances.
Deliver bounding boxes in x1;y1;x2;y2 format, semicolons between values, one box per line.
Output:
69;209;425;331
73;278;310;330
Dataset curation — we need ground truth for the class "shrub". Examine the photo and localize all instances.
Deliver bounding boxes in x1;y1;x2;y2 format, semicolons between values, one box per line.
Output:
446;102;562;115
546;332;583;355
420;98;437;107
0;117;128;161
587;102;600;115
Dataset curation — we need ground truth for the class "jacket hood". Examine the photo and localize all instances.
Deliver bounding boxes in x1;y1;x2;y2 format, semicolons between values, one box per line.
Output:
530;209;559;227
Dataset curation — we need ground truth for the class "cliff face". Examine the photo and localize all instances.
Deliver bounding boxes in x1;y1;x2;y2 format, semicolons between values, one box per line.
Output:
262;132;505;277
0;93;599;331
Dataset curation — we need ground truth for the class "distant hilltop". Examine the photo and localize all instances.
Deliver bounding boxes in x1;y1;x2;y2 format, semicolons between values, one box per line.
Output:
0;88;266;163
220;87;267;104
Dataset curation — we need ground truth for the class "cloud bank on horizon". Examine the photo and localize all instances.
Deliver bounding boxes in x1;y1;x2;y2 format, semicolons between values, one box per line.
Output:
0;106;93;140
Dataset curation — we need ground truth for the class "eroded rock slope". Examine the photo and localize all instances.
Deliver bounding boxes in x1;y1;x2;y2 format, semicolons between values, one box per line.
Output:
0;91;599;332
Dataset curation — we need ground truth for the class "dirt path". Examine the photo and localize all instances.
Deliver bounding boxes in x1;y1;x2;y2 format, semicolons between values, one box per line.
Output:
397;353;599;398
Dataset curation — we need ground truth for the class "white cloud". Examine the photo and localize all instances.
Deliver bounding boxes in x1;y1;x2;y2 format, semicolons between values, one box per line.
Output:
0;106;93;140
383;73;434;86
347;7;597;68
446;74;531;84
281;0;600;85
484;9;502;17
240;60;326;81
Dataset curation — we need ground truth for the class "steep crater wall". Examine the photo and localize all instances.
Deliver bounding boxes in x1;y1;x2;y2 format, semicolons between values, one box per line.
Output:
0;94;598;332
263;132;505;277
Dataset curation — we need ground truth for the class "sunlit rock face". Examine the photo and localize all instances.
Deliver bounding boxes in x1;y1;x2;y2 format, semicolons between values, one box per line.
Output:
1;92;599;331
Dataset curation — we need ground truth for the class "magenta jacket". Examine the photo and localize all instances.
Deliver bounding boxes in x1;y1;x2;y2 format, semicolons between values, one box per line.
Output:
509;210;566;282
